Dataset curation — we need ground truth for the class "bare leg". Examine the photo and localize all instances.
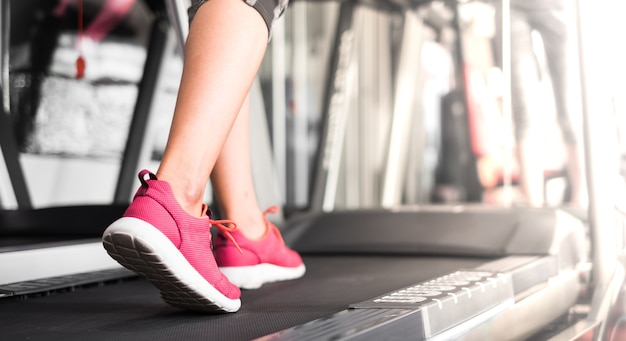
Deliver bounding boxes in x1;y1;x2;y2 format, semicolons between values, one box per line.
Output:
517;138;545;207
156;0;268;217
210;95;305;288
211;95;266;240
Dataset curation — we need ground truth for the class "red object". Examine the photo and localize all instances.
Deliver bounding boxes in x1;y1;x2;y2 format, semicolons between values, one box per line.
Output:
75;55;85;79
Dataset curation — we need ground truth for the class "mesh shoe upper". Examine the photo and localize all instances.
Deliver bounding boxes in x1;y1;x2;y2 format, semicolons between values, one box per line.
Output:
121;170;240;300
213;206;303;269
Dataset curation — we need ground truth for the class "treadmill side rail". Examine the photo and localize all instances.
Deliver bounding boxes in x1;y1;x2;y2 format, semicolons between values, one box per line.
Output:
351;270;515;338
261;255;583;340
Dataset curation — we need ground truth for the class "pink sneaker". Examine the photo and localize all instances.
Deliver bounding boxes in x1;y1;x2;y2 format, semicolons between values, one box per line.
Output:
214;206;306;289
102;170;241;313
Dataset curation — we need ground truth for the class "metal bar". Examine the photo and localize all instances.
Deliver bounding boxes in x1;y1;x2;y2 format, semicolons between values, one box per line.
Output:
114;16;170;203
309;1;356;212
574;0;619;293
272;19;287;206
1;0;9;114
0;0;31;209
289;4;310;208
164;0;189;55
500;0;514;206
381;10;424;207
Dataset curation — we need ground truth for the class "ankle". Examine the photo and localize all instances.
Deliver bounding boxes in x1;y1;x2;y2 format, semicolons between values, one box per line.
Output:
156;174;206;218
177;190;207;218
230;212;267;240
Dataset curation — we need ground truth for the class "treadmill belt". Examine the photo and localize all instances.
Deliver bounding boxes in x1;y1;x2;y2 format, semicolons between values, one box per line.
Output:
0;254;488;340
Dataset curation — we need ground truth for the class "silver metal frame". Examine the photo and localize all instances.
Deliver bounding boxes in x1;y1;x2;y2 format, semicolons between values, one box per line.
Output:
381;10;425;208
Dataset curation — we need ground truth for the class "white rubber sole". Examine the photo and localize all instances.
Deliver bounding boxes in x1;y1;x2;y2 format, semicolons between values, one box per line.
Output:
102;217;241;313
220;263;306;290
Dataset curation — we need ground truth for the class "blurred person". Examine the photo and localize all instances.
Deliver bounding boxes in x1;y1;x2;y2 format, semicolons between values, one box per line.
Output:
495;0;586;207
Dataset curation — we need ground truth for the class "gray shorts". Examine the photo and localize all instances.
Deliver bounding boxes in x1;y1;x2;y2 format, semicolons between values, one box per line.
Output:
188;0;289;36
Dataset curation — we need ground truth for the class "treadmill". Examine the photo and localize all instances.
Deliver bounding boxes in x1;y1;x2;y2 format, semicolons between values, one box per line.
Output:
0;0;622;340
0;206;588;340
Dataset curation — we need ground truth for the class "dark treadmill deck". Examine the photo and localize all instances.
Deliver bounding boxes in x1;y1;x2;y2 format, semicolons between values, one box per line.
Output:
0;254;488;340
0;207;587;339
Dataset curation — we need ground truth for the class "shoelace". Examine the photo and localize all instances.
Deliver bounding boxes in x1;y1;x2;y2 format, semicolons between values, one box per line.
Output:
208;206;285;253
263;206;286;245
210;218;243;254
202;204;242;254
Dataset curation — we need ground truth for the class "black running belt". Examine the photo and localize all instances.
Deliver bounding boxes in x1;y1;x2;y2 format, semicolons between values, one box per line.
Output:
0;205;127;238
0;255;488;340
